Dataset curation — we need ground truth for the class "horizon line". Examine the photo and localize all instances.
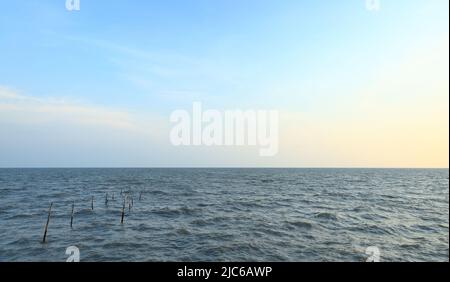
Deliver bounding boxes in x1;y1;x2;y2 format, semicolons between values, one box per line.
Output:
0;167;448;170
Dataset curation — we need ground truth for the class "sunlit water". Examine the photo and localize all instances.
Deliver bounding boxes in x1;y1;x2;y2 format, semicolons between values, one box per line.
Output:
0;168;448;262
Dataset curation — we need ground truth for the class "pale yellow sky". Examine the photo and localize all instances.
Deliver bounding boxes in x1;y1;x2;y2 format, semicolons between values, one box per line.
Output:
278;36;449;168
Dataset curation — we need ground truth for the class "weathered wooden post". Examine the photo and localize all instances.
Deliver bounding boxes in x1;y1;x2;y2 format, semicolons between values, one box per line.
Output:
70;202;75;229
120;199;125;224
42;202;53;243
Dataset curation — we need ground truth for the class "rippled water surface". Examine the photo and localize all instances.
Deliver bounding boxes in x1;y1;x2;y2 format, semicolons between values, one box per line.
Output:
0;168;448;262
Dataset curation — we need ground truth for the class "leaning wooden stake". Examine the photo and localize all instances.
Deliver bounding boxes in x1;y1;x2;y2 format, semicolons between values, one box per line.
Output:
105;193;109;206
120;199;125;224
42;202;53;243
70;202;74;229
91;196;94;210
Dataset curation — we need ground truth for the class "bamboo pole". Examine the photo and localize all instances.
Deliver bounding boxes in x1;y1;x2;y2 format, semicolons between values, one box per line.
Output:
42;203;53;243
120;199;125;224
70;202;74;229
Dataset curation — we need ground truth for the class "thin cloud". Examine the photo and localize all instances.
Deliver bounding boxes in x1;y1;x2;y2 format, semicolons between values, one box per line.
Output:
0;87;142;131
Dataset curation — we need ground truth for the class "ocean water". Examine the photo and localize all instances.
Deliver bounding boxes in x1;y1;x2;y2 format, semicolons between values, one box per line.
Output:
0;168;448;262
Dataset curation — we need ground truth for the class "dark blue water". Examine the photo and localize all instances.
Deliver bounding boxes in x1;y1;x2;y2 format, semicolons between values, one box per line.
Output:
0;168;448;262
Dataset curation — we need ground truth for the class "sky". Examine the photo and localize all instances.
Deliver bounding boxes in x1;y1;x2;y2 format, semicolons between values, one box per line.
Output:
0;0;448;168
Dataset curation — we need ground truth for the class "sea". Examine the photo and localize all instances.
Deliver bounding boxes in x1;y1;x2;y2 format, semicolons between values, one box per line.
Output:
0;168;448;262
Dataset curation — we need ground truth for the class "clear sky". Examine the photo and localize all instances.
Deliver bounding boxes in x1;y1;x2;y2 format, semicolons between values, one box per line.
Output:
0;0;448;167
